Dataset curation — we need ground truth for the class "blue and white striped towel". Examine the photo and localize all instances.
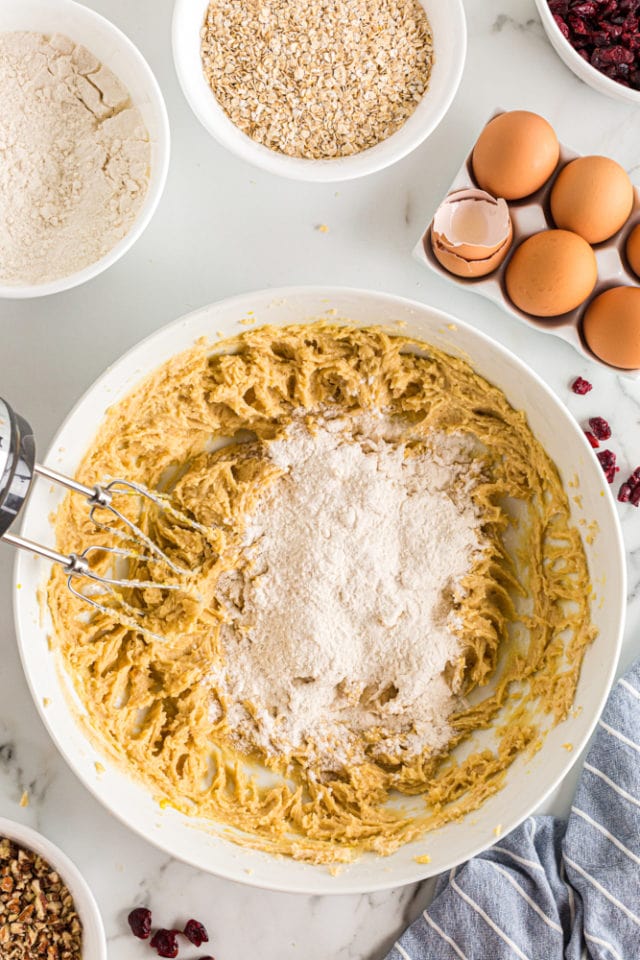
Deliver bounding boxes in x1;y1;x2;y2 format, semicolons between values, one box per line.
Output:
387;661;640;960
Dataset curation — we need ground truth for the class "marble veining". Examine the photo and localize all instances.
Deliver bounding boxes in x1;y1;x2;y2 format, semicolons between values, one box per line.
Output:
1;0;639;957
491;13;541;33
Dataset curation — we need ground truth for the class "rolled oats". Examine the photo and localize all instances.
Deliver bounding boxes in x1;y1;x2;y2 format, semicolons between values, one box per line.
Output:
201;0;434;159
0;837;82;959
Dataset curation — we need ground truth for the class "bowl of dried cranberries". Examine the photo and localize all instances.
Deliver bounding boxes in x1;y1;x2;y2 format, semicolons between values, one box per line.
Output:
0;817;106;960
534;0;640;104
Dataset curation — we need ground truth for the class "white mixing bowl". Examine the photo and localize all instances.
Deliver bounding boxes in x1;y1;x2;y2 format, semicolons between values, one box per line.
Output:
172;0;467;181
13;287;625;894
0;0;170;299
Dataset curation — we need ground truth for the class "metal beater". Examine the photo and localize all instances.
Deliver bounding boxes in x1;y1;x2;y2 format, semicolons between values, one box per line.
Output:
0;397;198;634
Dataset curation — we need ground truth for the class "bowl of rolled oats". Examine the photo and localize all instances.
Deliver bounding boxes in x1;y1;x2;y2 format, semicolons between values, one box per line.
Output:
0;818;106;959
172;0;467;180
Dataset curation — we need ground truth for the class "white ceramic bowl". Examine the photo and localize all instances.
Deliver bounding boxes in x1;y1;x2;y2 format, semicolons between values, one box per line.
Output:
0;0;170;300
13;287;625;895
172;0;467;182
534;0;640;105
0;817;107;957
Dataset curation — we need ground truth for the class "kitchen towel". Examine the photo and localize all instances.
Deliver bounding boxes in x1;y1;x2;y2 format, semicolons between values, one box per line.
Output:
387;660;640;960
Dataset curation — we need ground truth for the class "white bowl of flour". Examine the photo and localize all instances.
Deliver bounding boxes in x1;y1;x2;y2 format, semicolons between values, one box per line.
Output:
0;0;170;298
13;287;626;894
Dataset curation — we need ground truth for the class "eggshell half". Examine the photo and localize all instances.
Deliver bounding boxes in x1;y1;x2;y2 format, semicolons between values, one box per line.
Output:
430;189;513;278
431;227;513;278
583;287;640;370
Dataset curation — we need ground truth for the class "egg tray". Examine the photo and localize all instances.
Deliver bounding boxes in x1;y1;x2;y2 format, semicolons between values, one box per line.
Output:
413;110;640;379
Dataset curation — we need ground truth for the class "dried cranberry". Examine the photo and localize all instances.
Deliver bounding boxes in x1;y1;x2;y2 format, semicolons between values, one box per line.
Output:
571;376;593;395
597;448;620;483
618;482;633;502
589;416;612;440
573;1;599;15
547;0;640;87
597;449;616;468
616;467;640;505
150;929;180;958
569;13;590;33
128;907;152;940
592;44;634;66
184;919;209;947
585;430;600;448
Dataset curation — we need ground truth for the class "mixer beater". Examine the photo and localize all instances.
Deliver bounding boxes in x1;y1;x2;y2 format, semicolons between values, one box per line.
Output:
0;397;200;636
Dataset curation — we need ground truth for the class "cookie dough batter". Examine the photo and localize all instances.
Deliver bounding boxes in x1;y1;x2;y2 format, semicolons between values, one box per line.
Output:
47;324;595;863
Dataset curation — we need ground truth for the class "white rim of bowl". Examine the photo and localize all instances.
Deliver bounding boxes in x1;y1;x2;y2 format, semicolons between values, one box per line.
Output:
534;0;640;104
0;816;107;957
171;0;467;182
12;286;626;894
0;0;171;300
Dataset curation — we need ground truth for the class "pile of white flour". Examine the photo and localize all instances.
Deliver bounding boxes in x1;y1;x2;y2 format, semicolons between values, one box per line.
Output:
0;32;150;285
214;414;487;769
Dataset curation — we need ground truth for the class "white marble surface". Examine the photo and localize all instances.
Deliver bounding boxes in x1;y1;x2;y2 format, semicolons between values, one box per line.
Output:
1;1;640;957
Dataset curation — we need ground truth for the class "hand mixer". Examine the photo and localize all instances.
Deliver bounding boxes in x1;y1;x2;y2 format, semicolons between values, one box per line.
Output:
0;397;196;636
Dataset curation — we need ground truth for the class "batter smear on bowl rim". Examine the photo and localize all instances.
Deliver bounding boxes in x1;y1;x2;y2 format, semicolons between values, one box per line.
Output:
47;323;595;864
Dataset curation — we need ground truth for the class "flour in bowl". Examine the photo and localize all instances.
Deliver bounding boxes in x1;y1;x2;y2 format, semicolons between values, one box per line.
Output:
0;32;150;286
213;414;487;769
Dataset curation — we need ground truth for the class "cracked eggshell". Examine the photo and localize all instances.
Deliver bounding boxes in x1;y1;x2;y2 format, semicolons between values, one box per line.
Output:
430;189;513;278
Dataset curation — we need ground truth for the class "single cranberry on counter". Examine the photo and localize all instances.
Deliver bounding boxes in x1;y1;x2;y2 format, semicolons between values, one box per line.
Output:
597;449;620;484
584;430;600;448
589;416;612;441
617;467;640;505
571;376;593;395
150;929;181;958
127;907;152;940
629;466;640;486
618;482;633;503
184;919;209;947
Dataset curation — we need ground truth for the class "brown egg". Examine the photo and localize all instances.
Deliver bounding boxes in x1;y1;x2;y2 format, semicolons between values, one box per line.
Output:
472;111;560;200
583;287;640;369
430;189;513;278
505;230;598;317
550;156;634;244
626;223;640;279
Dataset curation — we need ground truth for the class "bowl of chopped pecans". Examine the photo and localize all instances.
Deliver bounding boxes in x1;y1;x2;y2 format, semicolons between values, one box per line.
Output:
172;0;467;181
0;818;106;959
